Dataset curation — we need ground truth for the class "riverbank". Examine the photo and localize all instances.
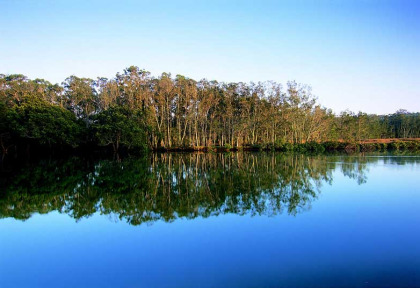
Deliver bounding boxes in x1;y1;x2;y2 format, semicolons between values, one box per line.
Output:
153;139;420;153
1;139;419;164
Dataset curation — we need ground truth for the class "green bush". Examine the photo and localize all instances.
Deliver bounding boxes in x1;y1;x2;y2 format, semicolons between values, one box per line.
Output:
360;143;377;152
305;142;325;153
224;143;232;150
323;141;344;152
379;142;388;151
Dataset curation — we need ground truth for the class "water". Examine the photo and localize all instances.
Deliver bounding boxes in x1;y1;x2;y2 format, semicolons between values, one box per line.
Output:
1;153;419;288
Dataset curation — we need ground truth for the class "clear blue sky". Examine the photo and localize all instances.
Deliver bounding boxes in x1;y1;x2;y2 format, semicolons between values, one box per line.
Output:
1;0;419;114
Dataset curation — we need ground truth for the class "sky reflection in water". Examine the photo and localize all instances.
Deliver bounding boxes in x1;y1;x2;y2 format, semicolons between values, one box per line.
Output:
1;153;419;288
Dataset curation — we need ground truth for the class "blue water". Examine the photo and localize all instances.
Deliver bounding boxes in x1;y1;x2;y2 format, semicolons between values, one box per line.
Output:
1;154;419;287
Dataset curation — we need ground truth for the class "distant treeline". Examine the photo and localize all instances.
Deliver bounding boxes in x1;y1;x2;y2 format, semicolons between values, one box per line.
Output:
1;66;420;155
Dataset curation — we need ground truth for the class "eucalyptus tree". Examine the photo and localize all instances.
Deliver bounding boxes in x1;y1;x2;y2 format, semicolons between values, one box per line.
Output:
174;75;197;146
283;81;318;143
95;77;118;111
152;73;176;148
115;66;152;110
62;76;98;120
388;109;420;138
196;79;220;146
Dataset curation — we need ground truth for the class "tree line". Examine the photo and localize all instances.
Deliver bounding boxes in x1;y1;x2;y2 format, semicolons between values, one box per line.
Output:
1;66;419;155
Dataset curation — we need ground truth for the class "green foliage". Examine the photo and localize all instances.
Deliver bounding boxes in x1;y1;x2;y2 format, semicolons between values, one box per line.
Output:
359;143;379;152
1;70;420;155
90;106;148;152
379;142;388;151
0;101;13;154
264;143;275;151
278;142;294;152
6;96;83;147
62;75;97;119
223;143;232;150
250;144;263;151
386;110;420;138
305;142;326;153
0;101;8;129
390;141;402;151
323;141;343;151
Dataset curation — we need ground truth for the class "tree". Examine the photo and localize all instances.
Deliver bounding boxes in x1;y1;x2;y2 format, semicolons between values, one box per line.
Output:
0;101;12;156
62;76;98;120
90;106;148;152
7;96;83;147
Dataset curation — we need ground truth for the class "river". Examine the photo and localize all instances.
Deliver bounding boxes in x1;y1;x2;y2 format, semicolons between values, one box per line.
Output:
1;153;419;287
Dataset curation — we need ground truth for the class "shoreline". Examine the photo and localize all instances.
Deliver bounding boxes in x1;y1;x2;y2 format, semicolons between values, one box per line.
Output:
152;139;420;153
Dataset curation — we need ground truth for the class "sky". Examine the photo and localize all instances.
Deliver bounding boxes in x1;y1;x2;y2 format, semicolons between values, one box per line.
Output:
1;0;419;114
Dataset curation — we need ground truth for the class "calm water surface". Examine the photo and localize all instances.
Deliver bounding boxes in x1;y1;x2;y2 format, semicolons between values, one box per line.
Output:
1;153;419;288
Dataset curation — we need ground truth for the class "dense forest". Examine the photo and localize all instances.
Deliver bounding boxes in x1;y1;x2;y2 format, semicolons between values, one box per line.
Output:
1;66;420;155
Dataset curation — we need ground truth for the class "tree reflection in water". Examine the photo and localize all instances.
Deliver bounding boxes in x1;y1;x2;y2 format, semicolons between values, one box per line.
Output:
1;153;416;225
